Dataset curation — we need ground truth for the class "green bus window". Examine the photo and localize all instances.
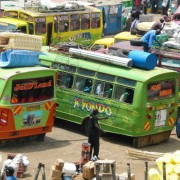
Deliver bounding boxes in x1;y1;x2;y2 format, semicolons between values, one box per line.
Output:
57;72;74;88
117;77;137;86
81;14;90;30
52;62;59;69
58;15;69;32
91;13;100;29
28;23;34;34
59;64;76;73
94;81;113;98
77;68;95;76
103;84;113;98
147;80;175;101
96;73;115;81
75;77;92;93
115;85;134;104
70;14;80;31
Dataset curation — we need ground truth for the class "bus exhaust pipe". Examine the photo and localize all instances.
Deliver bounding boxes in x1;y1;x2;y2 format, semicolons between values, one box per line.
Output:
69;48;132;68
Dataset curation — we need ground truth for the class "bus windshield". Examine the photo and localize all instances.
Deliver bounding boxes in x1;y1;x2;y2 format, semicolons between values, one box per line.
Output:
11;76;54;104
0;22;16;31
147;79;176;101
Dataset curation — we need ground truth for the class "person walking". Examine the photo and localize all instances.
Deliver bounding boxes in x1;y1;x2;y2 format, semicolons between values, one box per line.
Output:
141;29;161;52
162;0;170;15
141;0;147;14
86;109;108;159
151;0;158;13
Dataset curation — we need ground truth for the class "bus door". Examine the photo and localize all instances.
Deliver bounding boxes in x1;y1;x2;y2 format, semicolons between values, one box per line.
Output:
47;22;53;45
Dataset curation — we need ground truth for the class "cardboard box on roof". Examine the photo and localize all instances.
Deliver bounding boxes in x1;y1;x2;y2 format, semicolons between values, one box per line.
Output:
83;161;95;180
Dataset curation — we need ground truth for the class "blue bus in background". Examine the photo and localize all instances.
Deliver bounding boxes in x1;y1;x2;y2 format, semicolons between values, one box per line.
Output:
96;2;122;35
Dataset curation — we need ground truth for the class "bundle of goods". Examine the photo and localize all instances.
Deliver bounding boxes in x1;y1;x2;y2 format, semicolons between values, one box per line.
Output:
162;22;179;38
0;32;43;51
0;153;30;178
50;159;84;180
162;25;180;50
0;32;43;68
148;150;180;180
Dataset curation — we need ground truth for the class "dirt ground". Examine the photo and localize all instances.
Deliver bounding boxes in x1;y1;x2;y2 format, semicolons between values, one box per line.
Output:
0;119;179;180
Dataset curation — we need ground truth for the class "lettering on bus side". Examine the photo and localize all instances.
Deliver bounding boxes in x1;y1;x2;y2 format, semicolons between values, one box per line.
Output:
74;98;112;116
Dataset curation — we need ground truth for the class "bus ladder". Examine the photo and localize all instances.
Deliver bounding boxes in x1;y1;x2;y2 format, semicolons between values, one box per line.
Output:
34;163;46;180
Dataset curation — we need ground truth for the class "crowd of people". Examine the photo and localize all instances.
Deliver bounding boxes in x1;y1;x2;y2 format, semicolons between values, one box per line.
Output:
129;0;179;52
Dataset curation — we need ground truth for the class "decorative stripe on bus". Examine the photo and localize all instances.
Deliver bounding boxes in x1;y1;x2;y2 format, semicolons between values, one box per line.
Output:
45;101;51;110
14;106;22;115
168;117;175;126
144;122;150;131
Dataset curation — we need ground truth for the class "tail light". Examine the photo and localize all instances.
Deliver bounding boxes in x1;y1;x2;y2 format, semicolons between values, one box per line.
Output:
0;109;9;126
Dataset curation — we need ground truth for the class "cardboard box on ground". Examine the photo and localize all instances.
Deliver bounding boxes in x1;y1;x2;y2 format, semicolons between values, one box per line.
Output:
50;159;136;180
83;161;95;180
50;159;64;180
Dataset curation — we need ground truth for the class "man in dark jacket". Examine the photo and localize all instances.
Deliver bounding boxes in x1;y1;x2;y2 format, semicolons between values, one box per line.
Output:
87;109;108;159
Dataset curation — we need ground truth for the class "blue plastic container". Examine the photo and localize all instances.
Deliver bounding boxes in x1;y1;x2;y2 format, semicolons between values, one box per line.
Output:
128;50;157;70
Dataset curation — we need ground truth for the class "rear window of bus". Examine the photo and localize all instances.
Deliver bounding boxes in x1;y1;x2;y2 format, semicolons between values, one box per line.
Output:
11;76;54;104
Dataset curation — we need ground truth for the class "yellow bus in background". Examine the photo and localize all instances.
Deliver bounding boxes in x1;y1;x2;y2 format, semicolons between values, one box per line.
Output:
0;3;103;45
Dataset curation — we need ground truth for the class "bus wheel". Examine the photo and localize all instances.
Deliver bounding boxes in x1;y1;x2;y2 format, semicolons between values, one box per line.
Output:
36;134;46;142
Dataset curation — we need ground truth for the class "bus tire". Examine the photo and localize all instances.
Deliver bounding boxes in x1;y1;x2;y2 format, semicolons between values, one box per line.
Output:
36;133;46;142
130;38;143;46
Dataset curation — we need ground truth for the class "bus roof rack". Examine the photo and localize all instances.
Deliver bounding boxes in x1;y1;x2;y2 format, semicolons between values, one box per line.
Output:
24;1;86;12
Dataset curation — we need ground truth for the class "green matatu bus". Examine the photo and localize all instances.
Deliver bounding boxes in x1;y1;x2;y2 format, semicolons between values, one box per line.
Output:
0;66;57;145
39;46;179;147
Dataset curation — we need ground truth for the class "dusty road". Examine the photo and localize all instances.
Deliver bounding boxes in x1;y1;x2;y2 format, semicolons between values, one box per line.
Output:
0;119;179;180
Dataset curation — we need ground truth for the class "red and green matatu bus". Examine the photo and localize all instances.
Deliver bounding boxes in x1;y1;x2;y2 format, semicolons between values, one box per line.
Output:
0;66;57;145
39;46;179;147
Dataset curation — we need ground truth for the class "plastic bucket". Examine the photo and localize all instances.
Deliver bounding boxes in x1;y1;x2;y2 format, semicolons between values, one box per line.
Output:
148;168;160;180
81;143;91;165
169;173;179;180
128;50;157;70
